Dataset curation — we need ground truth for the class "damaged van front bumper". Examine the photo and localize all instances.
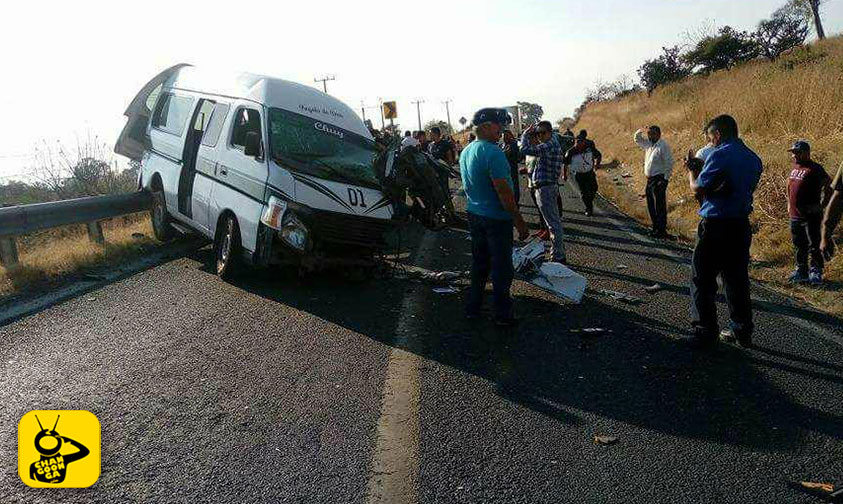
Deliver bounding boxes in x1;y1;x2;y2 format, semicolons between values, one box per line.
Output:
254;196;395;269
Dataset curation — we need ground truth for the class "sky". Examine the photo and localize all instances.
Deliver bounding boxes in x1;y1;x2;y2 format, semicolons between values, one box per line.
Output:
1;0;841;182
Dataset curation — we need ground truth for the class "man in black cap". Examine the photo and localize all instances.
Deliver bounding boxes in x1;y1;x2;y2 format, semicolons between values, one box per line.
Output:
460;108;529;326
786;140;831;285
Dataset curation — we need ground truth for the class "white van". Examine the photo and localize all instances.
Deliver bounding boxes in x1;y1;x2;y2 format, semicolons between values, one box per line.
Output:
115;64;395;278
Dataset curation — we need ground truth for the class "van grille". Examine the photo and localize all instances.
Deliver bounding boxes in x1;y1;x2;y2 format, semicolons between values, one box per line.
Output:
307;210;394;249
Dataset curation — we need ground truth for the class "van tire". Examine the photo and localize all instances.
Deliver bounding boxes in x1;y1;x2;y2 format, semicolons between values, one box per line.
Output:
215;213;241;280
150;189;175;242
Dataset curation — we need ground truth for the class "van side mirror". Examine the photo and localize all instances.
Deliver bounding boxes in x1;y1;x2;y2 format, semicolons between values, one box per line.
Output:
244;131;262;158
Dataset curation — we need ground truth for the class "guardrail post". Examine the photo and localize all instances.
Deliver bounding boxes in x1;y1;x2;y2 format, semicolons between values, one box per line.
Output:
0;236;19;267
86;221;105;245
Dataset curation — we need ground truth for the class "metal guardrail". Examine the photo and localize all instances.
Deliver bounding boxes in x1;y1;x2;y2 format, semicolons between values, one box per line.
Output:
0;191;152;267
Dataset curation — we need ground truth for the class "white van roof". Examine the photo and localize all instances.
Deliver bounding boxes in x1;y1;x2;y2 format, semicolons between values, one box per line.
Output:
167;66;371;140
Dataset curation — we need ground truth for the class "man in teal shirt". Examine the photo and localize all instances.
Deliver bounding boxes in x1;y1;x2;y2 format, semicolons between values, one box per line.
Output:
461;108;528;326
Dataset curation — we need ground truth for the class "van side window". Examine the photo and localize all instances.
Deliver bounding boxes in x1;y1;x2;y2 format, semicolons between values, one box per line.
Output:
194;100;216;132
151;92;195;136
201;103;230;147
230;108;262;149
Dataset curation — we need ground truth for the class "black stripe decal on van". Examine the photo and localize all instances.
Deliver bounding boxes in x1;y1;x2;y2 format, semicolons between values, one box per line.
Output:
292;174;355;213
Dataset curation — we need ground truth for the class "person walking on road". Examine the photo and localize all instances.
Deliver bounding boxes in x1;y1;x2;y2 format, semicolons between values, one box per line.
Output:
461;108;529;326
635;125;674;238
521;121;567;263
821;161;843;260
686;115;762;349
563;131;602;217
786;141;832;285
500;130;522;208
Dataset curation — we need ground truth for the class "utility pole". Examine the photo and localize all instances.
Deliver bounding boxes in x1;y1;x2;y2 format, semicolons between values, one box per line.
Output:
360;100;367;122
377;97;385;129
313;75;336;94
411;99;425;131
442;99;453;133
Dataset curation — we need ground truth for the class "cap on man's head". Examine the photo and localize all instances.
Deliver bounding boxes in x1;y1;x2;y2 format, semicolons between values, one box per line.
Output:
788;140;811;153
472;108;511;127
577;129;588;140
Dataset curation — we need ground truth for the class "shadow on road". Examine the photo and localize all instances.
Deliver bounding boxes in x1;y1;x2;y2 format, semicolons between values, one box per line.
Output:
188;230;843;455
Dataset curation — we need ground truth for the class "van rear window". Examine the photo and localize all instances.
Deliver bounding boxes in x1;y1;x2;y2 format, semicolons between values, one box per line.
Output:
151;93;194;136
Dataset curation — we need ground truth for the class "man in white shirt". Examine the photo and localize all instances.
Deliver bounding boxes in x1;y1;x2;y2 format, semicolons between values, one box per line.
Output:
634;125;674;238
400;130;420;151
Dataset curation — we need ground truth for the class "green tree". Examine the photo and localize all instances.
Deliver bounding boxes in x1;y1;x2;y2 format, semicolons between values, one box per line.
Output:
517;101;544;125
683;26;759;73
755;3;809;60
638;46;692;92
424;119;451;134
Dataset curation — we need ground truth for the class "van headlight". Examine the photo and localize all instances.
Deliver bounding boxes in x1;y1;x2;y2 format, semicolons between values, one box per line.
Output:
261;196;288;230
279;211;310;251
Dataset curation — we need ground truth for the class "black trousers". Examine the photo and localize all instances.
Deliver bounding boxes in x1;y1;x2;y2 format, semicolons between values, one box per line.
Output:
646;175;668;234
575;171;598;213
791;216;824;271
690;218;754;339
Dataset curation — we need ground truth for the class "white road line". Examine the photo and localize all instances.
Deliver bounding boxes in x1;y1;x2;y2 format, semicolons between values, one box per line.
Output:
365;230;438;504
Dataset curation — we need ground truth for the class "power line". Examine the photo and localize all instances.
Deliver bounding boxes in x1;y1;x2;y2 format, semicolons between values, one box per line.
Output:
442;99;453;133
411;99;425;131
314;75;336;94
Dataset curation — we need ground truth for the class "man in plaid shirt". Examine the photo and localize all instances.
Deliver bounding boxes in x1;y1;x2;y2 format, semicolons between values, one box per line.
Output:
520;120;567;263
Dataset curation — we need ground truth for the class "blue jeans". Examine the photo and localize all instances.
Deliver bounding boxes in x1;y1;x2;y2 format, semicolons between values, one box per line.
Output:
467;212;514;320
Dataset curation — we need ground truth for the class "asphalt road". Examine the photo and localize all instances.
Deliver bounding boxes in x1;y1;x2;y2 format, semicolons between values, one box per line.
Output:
2;178;842;503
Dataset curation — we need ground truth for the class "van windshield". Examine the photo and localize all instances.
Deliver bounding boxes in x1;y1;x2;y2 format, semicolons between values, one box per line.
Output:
268;107;379;188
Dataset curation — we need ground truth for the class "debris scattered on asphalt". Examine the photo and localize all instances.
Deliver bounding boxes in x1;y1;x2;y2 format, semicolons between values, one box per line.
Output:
621;172;633;178
594;435;618;445
598;289;642;305
800;482;835;493
644;283;664;293
433;286;459;294
571;328;612;335
86;297;96;302
616;264;628;270
513;240;587;303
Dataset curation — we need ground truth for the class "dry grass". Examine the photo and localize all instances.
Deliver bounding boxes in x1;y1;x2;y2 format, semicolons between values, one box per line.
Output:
577;36;843;317
0;213;160;298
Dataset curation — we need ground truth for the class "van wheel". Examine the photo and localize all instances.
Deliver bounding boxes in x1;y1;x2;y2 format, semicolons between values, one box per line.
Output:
151;189;174;242
215;214;241;280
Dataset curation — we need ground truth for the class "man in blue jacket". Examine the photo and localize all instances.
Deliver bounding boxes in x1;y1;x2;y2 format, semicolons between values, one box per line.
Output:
686;115;762;349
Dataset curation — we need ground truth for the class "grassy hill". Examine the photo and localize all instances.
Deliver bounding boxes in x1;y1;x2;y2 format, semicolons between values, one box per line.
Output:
576;35;843;315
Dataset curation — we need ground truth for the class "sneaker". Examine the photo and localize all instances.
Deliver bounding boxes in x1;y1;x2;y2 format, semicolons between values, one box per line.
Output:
809;267;823;285
720;328;753;348
787;268;809;284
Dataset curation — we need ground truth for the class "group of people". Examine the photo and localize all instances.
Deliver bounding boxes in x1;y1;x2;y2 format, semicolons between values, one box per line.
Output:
459;107;842;349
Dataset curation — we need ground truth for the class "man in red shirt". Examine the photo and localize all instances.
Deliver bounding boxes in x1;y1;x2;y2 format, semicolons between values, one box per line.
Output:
787;141;832;285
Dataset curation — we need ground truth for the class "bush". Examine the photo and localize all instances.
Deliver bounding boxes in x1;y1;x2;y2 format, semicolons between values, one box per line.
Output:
638;46;692;92
683;26;759;73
